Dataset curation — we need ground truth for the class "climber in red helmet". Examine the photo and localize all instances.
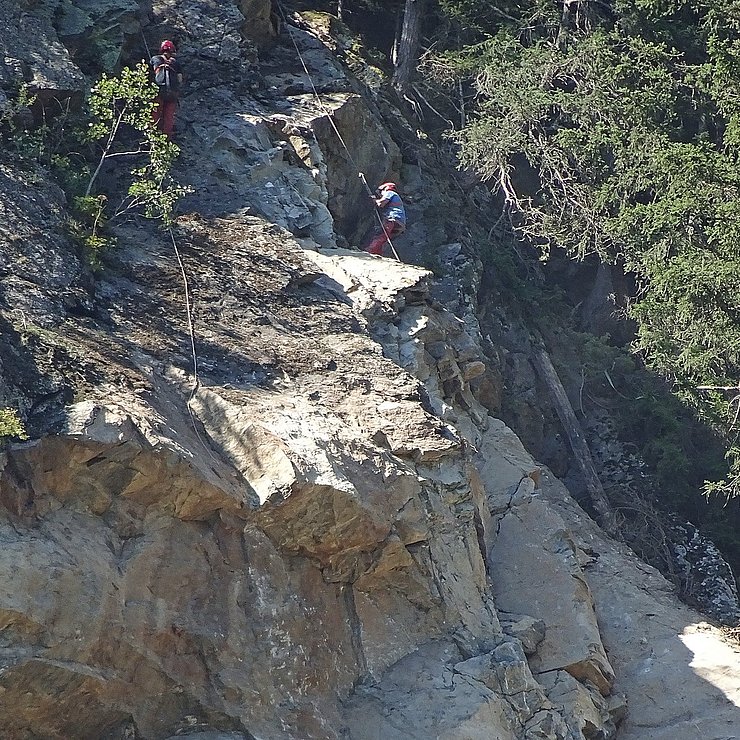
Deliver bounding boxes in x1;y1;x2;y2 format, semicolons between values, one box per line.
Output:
150;40;184;137
363;181;407;256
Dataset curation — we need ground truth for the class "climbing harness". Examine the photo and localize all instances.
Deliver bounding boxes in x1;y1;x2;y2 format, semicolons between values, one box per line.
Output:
275;0;402;261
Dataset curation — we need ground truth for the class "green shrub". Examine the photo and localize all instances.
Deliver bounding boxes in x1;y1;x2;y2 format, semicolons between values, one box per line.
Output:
0;408;28;441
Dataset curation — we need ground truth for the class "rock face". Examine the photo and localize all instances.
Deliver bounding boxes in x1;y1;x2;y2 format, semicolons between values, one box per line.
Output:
0;2;739;739
0;0;86;103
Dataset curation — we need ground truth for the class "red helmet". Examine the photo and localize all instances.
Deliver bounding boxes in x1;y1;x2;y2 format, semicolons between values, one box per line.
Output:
378;182;397;191
160;40;176;53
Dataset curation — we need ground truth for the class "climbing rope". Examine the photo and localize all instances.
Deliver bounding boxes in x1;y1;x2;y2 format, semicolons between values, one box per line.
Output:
359;173;402;261
275;0;402;261
168;226;221;463
168;225;199;397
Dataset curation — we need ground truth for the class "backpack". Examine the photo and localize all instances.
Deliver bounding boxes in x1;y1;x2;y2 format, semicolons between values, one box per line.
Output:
154;57;179;100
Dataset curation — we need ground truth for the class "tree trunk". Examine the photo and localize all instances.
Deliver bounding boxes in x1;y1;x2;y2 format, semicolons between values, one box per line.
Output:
532;345;618;535
392;0;425;95
557;0;599;47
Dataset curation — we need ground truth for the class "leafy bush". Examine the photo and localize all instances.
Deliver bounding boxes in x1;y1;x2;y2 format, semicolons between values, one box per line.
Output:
1;63;190;268
0;408;28;441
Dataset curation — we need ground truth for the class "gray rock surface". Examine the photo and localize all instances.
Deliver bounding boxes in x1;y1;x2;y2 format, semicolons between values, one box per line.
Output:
471;417;740;740
0;2;738;739
0;0;86;105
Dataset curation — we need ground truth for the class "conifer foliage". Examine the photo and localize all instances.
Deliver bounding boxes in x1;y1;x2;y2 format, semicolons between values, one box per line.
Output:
430;0;740;497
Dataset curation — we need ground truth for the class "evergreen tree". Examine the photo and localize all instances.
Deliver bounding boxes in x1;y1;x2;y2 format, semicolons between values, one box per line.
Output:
430;0;740;497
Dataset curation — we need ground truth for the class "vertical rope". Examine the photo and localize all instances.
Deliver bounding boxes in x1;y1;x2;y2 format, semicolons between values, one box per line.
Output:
169;226;199;399
275;0;402;260
168;226;222;462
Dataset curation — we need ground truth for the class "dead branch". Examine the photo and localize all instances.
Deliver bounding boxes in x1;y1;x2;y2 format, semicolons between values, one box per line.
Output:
532;341;618;534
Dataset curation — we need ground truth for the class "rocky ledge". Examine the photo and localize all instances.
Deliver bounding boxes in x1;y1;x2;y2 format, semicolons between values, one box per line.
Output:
0;0;738;738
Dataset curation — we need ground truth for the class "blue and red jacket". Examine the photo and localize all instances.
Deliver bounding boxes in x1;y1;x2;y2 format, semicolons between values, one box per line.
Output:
377;191;406;227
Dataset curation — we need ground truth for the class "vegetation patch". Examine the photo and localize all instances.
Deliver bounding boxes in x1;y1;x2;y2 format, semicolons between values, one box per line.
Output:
419;0;740;502
0;63;189;269
0;408;28;441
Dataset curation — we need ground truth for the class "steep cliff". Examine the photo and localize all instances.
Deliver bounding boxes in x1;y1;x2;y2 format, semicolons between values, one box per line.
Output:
0;1;739;739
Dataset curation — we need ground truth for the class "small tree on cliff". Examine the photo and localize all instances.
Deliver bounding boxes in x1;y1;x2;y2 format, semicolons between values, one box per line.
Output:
85;61;188;225
65;61;190;263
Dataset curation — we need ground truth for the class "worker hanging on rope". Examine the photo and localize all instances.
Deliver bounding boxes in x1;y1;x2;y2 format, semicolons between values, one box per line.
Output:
151;40;184;138
363;182;406;256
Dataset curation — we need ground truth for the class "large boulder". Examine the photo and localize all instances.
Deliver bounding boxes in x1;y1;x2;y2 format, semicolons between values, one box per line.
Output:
0;209;499;737
486;489;615;694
